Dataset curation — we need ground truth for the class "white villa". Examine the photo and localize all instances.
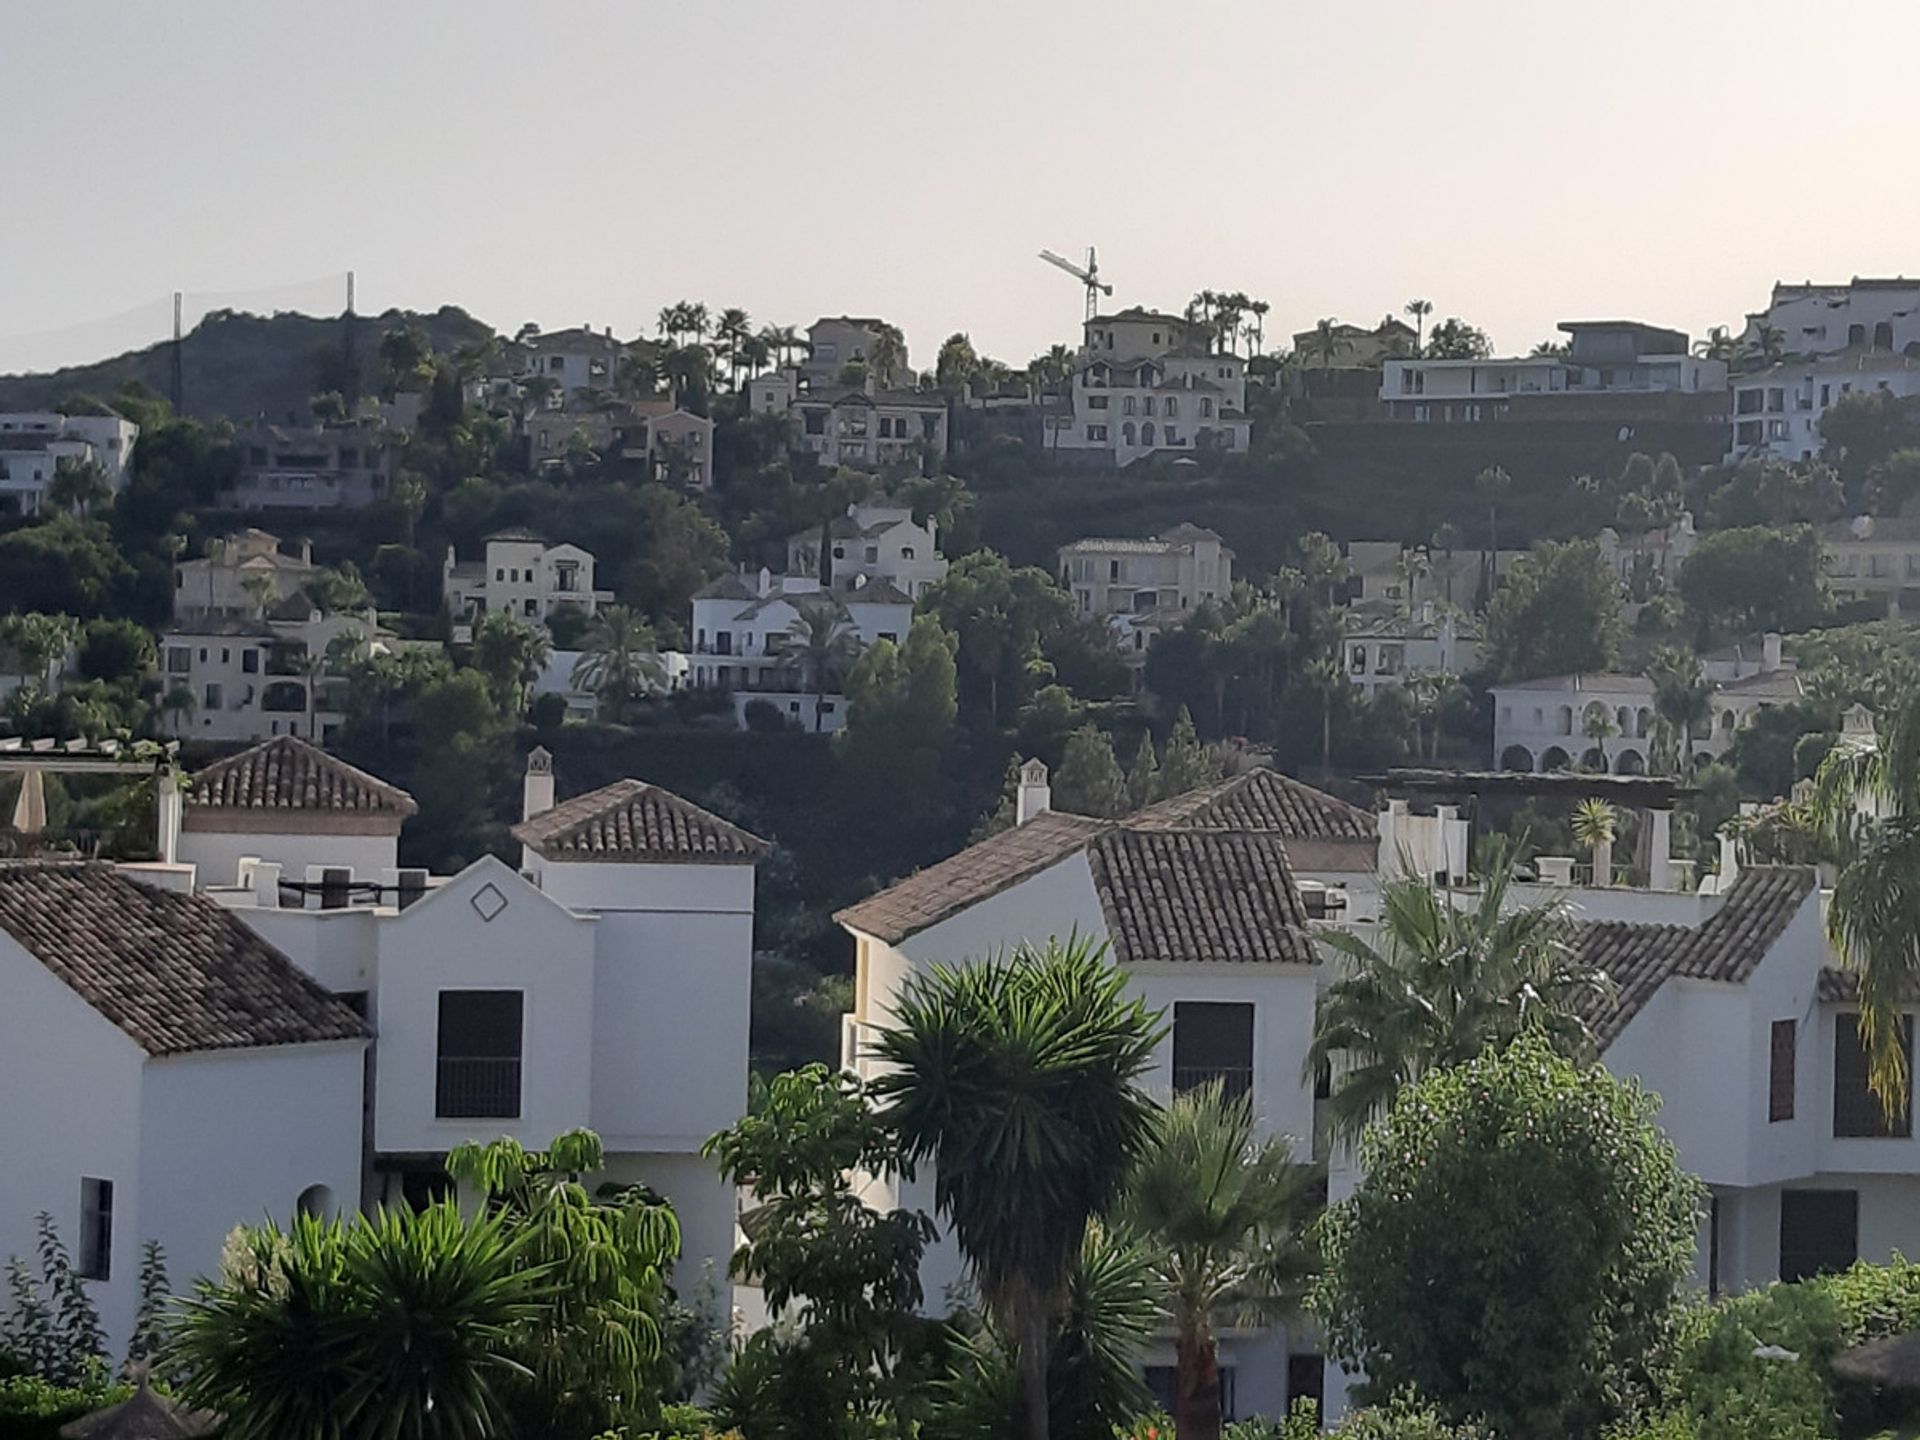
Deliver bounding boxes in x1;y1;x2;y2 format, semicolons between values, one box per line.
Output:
689;570;914;733
0;736;764;1350
0;411;140;517
1492;640;1801;774
834;755;1920;1425
1821;511;1920;616
1058;524;1233;665
1343;606;1481;695
443;530;614;636
749;371;949;472
1730;350;1920;463
785;503;948;599
158;611;381;745
1053;309;1252;467
174;529;318;623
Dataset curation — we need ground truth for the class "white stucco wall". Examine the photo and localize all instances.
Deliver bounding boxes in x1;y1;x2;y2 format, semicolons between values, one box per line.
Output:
137;1042;364;1302
602;1149;738;1312
178;828;399;891
0;937;148;1347
232;907;380;996
373;858;598;1154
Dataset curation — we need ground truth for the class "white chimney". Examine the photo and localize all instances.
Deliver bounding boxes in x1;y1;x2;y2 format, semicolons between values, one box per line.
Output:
1762;632;1783;673
757;565;773;598
524;746;555;821
251;861;282;909
1016;758;1051;825
154;770;182;866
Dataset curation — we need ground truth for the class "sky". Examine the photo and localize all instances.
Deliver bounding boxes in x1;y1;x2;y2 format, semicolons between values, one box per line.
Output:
5;0;1920;376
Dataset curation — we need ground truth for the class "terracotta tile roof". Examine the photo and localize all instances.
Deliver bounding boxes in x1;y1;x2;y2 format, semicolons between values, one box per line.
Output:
1577;866;1817;1046
512;779;769;864
1088;829;1316;965
833;811;1109;944
189;736;418;819
0;862;369;1056
1130;768;1376;841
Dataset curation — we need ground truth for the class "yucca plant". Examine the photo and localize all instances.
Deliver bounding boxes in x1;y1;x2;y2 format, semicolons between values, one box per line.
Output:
869;937;1165;1440
1570;798;1618;886
165;1203;539;1440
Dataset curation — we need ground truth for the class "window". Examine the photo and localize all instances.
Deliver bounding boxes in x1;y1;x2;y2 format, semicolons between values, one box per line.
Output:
242;649;259;674
1287;1356;1324;1415
79;1179;112;1281
1200;397;1214;417
203;683;222;710
1172;1001;1254;1101
166;647;191;674
1350;645;1367;673
1122;395;1136;415
1087;395;1108;410
1769;1019;1796;1122
1086;425;1108;442
1780;1189;1858;1281
865;546;879;563
1835;1015;1912;1136
1378;644;1405;676
1165;397;1179;417
436;991;524;1120
496;568;505;581
523;599;538;617
1109;560;1121;581
1122;422;1135;446
1143;397;1156;417
901;546;915;559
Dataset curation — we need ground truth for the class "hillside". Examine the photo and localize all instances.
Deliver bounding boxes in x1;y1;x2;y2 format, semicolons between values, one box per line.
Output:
0;305;496;424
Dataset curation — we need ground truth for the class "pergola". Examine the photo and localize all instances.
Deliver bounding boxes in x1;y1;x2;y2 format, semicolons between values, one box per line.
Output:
0;737;180;859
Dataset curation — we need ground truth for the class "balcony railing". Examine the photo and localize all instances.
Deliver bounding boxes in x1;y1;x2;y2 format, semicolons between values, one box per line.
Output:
1173;1065;1253;1102
435;1056;522;1119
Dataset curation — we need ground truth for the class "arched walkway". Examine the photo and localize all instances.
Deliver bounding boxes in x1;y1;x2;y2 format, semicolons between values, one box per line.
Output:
1541;746;1572;772
1500;744;1535;772
1613;748;1647;775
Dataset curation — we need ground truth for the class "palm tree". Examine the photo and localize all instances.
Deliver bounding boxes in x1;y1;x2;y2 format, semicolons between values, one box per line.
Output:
239;572;278;619
781;598;860;732
1693;325;1737;363
1244;299;1270;357
1647;646;1713;773
868;938;1164;1440
474;612;551;719
1744;321;1787;369
1394;545;1431;617
569;606;665;721
1474;465;1512;586
1812;696;1920;1113
870;325;907;388
760;324;804;369
1304;655;1344;772
714;307;751;389
160;685;198;737
1305;839;1609;1145
1313;318;1339;372
46;456;113;516
1580;704;1618;772
1571;797;1618;885
1119;1086;1320;1440
1404;298;1432;357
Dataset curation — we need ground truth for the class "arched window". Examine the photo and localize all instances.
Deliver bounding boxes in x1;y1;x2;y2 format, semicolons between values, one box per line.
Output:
1541;746;1572;772
1875;321;1894;351
1500;744;1535;773
1122;423;1136;446
296;1184;336;1220
1556;705;1574;736
1614;748;1647;775
1616;706;1632;736
1721;709;1736;732
1142;422;1156;446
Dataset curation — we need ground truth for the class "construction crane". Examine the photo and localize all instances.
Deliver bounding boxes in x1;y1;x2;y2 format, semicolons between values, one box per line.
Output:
1039;246;1112;322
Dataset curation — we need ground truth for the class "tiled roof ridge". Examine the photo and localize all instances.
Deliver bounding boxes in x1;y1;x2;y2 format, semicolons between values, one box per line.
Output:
189;735;418;817
1087;827;1318;966
0;861;369;1056
511;777;770;864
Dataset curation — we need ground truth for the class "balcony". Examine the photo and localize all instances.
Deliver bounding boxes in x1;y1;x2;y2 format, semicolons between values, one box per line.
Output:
434;1056;522;1119
1173;1065;1253;1102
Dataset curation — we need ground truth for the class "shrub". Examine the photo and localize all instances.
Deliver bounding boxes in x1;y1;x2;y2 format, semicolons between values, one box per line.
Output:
1330;1391;1491;1438
0;1374;133;1440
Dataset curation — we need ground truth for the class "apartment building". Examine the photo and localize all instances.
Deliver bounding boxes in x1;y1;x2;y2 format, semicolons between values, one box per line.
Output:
1382;321;1726;423
1740;277;1920;362
0;411;140;516
689;570;913;733
1821;511;1920;615
785;503;948;598
226;420;395;510
1729;351;1920;462
443;530;613;634
174;528;317;623
158;612;376;744
1054;309;1252;467
1058;524;1233;619
802;317;910;389
1343;606;1481;694
518;326;625;399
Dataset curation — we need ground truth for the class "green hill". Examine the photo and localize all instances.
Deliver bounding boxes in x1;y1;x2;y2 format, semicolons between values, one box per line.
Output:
0;305;497;424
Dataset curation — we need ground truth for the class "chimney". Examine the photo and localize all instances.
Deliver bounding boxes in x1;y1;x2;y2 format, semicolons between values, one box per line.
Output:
523;746;555;821
1762;632;1782;673
154;770;182;866
1016;758;1051;825
758;565;773;598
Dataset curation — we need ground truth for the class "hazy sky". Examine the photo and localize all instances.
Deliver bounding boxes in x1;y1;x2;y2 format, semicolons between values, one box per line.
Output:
5;0;1919;376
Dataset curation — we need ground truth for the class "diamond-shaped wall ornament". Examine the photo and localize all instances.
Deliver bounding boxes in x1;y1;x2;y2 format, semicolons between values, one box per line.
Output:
470;882;509;922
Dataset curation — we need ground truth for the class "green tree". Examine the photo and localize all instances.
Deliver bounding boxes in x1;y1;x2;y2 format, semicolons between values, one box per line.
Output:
472;612;551;718
1423;318;1492;360
1313;1037;1701;1440
46;456;113;517
1647;646;1715;774
167;1204;536;1440
838;613;960;793
1305;841;1609;1143
1404;299;1432;357
1159;707;1223;795
870;939;1165;1440
1676;525;1828;641
0;517;132;619
922;551;1078;729
1483;539;1621;682
0;613;78;693
936;333;983;397
446;1129;680;1439
1125;731;1161;809
76;618;155;686
569;606;666;721
703;1066;936;1436
1812;694;1920;1114
782;598;862;733
1054;725;1130;817
1119;1086;1321;1440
